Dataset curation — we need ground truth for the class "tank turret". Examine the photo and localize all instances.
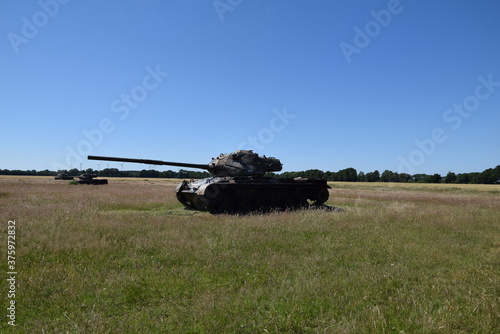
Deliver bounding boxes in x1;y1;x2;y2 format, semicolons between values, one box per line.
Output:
88;150;282;177
76;173;108;185
88;150;329;214
208;150;282;176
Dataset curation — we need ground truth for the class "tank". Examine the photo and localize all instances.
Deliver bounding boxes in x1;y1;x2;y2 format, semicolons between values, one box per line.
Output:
76;173;108;185
88;150;330;213
54;173;74;180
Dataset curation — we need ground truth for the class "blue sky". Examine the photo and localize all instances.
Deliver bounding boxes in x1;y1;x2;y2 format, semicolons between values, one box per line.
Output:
1;0;499;175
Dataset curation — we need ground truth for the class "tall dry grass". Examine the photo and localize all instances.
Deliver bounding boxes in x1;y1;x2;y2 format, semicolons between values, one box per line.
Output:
0;176;498;333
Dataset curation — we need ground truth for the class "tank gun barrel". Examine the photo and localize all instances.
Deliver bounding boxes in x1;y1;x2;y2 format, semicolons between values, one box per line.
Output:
88;155;209;170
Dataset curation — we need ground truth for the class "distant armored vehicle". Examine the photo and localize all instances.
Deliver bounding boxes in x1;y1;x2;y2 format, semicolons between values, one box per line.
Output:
54;173;74;180
88;150;329;213
76;173;108;185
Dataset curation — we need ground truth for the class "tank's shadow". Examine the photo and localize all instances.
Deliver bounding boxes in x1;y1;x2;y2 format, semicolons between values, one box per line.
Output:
199;204;344;215
306;204;344;212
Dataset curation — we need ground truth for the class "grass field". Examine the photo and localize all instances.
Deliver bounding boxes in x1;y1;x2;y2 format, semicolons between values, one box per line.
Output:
1;176;499;333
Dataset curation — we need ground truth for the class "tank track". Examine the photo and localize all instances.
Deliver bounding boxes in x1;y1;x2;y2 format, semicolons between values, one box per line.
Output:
176;177;330;214
77;179;108;185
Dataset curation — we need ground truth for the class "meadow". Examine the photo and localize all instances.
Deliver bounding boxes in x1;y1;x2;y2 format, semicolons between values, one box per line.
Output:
0;176;498;333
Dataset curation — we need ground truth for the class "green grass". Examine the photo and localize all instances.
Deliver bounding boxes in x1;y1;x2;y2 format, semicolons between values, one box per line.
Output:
0;178;498;333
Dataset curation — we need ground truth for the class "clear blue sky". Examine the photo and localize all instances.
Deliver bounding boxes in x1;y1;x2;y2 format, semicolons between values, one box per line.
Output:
1;0;499;175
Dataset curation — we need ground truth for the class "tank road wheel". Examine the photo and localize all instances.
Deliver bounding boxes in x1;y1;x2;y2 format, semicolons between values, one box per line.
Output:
204;184;222;205
218;196;235;214
191;195;207;210
315;188;329;205
293;189;308;208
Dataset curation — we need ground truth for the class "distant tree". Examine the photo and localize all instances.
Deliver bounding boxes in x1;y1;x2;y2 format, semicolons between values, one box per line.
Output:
178;169;189;179
342;168;358;182
380;170;389;182
0;164;498;184
366;170;380;182
481;167;500;184
160;170;177;178
426;174;442;183
128;171;141;178
139;169;160;178
329;171;339;181
472;173;486;184
100;168;120;177
471;167;500;184
186;171;210;179
398;173;411;182
305;169;324;179
381;170;400;182
332;168;357;182
456;173;471;184
412;174;428;183
495;166;500;184
37;169;55;176
277;171;300;179
68;168;80;176
444;172;457;184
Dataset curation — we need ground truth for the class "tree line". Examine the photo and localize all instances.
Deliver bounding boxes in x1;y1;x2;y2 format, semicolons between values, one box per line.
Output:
0;168;210;179
1;165;499;184
269;165;500;184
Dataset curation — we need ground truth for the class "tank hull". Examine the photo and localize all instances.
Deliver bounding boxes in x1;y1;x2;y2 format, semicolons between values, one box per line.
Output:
78;178;108;185
175;176;330;214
